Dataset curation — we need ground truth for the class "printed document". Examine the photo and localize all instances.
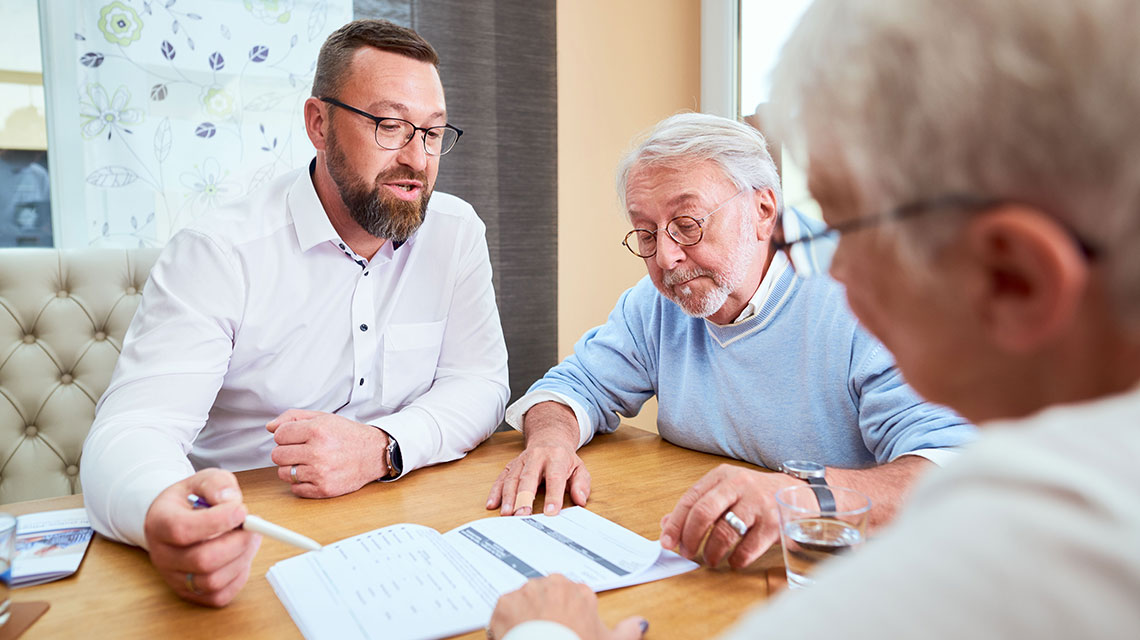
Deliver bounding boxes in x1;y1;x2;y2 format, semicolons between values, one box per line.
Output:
267;507;697;640
12;508;95;588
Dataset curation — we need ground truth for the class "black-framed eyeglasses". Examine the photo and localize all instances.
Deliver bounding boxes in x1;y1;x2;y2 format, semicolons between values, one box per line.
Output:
772;193;1100;271
319;97;463;156
622;189;748;258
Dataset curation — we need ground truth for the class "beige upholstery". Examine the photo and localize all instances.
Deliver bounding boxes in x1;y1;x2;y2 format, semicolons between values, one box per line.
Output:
0;249;160;503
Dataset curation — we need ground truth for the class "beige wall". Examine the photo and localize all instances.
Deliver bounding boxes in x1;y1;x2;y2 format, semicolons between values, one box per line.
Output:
556;0;702;431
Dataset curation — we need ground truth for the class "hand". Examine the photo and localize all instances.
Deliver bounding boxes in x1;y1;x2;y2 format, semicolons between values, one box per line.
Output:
486;403;590;516
143;469;262;607
489;574;647;640
659;464;797;569
267;409;389;498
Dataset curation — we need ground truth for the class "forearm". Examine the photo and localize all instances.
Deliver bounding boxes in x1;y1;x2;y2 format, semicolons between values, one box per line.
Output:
823;455;933;529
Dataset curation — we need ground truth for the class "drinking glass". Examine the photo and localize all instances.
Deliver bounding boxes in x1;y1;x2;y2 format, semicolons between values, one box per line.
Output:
0;512;16;626
775;485;870;589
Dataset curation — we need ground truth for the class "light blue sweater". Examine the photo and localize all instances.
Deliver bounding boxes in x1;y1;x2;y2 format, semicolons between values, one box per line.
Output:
530;268;976;470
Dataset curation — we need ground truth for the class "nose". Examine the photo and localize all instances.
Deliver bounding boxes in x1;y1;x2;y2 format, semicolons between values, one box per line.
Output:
654;232;686;271
396;134;429;172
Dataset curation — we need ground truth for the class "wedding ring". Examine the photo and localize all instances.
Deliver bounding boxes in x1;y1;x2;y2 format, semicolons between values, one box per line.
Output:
723;510;749;537
186;572;203;595
290;464;299;484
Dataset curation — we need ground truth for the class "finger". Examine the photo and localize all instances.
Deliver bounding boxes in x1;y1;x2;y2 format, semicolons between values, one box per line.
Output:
272;420;315;446
612;616;650;640
499;461;524;516
290;482;328;499
176;533;261;607
728;512;780;570
512;458;546;516
486;468;507;510
568;464;591;507
191;468;244;506
659;467;728;550
702;512;748;567
150;498;247;548
266;409;325;431
276;463;308;485
678;485;738;559
270;443;312;467
541;462;568;516
151;527;257;575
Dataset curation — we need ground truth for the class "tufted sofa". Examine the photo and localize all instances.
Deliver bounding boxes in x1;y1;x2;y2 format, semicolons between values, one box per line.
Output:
0;249;160;503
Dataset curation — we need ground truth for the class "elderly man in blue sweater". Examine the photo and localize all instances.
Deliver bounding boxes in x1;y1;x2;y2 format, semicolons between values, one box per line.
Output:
486;113;976;568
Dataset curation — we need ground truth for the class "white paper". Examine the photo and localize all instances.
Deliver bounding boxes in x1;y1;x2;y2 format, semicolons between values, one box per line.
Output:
267;507;697;640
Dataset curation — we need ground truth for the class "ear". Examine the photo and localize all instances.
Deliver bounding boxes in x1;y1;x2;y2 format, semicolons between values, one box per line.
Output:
303;97;330;151
964;206;1089;353
751;187;779;240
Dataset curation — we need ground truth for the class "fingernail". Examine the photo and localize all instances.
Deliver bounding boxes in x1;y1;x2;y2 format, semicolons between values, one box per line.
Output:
639;619;649;634
660;534;673;549
218;488;237;502
544;504;557;516
514;507;531;516
486;499;495;509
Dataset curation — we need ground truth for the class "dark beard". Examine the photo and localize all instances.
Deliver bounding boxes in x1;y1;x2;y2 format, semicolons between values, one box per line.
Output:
326;136;431;243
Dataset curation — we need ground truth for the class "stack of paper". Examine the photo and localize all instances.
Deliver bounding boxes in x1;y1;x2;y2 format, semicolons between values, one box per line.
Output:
13;508;94;588
268;507;698;640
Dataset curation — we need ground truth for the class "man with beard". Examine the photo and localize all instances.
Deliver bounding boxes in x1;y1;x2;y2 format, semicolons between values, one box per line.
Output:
487;113;975;569
80;20;508;606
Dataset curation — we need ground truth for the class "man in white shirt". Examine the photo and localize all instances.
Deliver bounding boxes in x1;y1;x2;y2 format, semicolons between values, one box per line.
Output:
81;19;509;607
487;0;1140;638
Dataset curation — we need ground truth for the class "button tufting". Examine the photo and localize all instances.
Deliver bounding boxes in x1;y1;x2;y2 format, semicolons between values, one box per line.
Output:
24;426;37;437
60;373;74;384
56;290;68;298
22;334;35;344
94;331;107;341
126;286;137;295
66;464;79;476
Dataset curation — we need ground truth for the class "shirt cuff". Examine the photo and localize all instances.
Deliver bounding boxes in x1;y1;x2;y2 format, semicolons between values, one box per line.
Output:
370;408;434;480
895;447;960;467
504;390;594;448
501;620;582;640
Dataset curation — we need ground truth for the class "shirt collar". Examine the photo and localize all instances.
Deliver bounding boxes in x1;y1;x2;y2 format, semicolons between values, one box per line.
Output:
730;249;790;324
289;158;342;253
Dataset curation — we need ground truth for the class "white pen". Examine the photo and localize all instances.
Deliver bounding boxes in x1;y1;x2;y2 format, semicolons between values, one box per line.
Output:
187;494;322;552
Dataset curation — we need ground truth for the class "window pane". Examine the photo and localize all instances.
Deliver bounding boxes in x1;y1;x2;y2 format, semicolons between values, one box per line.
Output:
0;0;52;247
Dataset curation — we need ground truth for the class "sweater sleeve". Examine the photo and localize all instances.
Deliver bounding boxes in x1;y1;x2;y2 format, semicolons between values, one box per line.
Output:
847;326;977;462
524;280;659;442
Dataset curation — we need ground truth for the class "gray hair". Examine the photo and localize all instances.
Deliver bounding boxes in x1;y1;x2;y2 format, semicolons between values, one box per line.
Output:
769;0;1140;324
615;112;784;217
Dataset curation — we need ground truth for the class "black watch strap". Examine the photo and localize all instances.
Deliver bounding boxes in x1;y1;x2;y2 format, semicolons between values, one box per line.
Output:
806;476;836;512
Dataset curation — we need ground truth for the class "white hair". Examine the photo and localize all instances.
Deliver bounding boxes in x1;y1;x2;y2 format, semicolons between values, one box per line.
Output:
615;112;783;218
769;0;1140;324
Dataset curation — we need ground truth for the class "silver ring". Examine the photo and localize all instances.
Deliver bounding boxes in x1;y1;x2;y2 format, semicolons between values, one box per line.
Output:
186;572;203;595
290;464;299;484
723;510;749;537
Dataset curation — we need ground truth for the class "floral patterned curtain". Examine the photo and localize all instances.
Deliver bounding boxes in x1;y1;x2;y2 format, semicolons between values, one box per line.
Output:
71;0;352;247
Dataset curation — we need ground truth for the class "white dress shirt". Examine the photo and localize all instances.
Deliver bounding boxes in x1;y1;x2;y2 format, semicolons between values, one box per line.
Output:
81;162;509;548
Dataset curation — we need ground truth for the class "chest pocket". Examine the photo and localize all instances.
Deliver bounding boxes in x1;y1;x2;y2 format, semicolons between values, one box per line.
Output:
381;319;448;408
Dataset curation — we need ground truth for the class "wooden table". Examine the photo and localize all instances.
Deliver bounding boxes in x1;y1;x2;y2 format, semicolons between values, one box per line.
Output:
4;428;783;639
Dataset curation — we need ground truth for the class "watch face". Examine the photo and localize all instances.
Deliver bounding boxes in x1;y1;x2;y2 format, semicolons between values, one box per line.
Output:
781;459;825;478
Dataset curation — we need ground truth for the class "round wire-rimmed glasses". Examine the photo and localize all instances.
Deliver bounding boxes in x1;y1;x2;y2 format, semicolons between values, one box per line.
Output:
319;96;464;156
622;188;749;258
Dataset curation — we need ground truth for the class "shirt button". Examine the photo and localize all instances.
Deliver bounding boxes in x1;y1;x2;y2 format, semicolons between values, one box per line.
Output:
364;271;369;276
359;378;365;386
360;324;368;331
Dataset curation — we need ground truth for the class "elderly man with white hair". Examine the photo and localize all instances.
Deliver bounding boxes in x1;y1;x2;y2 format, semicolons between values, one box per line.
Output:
489;0;1140;638
486;112;976;569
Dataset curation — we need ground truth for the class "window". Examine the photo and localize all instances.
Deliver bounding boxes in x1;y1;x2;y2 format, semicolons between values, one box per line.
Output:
0;1;52;247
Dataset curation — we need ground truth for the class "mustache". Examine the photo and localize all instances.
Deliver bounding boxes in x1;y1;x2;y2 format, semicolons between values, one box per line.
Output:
663;267;716;287
374;166;429;187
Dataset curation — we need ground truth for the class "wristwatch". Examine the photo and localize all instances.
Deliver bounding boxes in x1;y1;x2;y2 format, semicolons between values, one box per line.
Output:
780;460;836;512
383;433;403;479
